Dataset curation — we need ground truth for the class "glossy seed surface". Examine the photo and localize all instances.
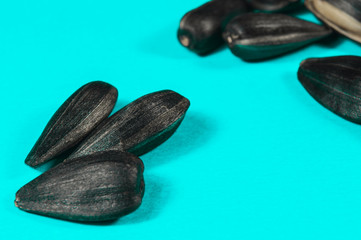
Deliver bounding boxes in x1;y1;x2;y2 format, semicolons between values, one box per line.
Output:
223;13;332;61
249;0;301;12
178;0;249;55
16;150;145;222
25;81;118;168
298;56;361;124
305;0;361;44
66;90;190;160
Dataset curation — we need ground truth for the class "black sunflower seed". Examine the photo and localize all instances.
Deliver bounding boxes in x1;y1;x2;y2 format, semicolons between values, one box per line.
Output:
25;81;118;168
16;150;145;222
298;55;361;124
223;13;332;61
66;90;190;161
177;0;249;55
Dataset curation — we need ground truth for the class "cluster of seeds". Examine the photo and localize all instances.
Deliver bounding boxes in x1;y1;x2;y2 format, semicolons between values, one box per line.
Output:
177;0;330;60
15;81;190;222
178;0;361;124
14;0;361;224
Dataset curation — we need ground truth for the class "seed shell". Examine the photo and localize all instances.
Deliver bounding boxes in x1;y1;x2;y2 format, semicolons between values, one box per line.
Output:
66;90;190;161
16;150;145;222
298;55;361;124
178;0;249;55
305;0;361;44
25;81;118;168
223;13;332;61
248;0;301;12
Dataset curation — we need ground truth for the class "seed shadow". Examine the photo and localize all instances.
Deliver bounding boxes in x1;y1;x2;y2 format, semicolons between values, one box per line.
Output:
33;147;76;172
288;3;309;16
317;33;345;48
141;112;217;169
234;43;318;63
114;174;170;225
49;215;118;226
197;44;228;57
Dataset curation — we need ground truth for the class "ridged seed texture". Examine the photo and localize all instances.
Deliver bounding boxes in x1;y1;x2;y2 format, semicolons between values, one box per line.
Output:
16;151;145;222
298;55;361;124
25;81;118;168
223;13;332;61
66;90;190;161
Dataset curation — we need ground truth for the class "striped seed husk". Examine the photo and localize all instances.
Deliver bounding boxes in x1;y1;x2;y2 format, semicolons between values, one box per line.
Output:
298;55;361;124
66;90;190;161
16;150;144;222
25;81;118;168
223;13;332;61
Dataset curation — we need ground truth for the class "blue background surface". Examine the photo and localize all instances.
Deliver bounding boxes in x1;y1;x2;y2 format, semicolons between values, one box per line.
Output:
1;1;361;239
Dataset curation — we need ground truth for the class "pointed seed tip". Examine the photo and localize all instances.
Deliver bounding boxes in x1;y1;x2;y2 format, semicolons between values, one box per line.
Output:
24;157;33;166
24;157;39;168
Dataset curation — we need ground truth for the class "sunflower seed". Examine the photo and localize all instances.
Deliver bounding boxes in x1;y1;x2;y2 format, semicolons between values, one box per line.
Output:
249;0;301;12
178;0;249;55
16;150;144;222
25;81;118;168
223;13;332;61
66;90;190;161
298;55;361;124
305;0;361;44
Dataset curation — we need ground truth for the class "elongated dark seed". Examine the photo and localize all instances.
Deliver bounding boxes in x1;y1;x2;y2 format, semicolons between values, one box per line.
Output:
16;150;144;222
248;0;301;12
298;56;361;124
25;81;118;168
305;0;361;44
223;13;332;61
178;0;249;55
66;90;190;161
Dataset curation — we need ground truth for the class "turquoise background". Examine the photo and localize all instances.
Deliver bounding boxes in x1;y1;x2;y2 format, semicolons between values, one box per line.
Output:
1;0;361;239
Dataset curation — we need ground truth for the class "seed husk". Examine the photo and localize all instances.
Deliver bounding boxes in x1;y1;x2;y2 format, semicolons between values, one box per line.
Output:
223;13;332;61
16;150;145;222
177;0;249;55
25;81;118;168
305;0;361;44
298;55;361;124
248;0;301;12
66;90;190;161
